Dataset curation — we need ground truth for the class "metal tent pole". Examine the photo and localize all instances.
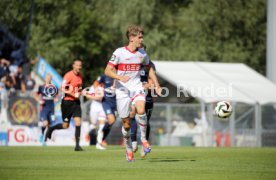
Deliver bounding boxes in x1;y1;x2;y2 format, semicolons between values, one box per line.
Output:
207;103;214;147
166;104;172;146
229;102;236;147
255;103;262;147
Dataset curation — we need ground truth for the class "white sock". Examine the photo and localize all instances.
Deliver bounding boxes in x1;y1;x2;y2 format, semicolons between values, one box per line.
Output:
97;124;104;144
122;126;132;151
136;113;147;142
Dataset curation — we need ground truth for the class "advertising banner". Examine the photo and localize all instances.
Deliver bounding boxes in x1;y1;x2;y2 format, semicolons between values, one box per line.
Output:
7;94;38;126
6;122;90;146
36;57;63;88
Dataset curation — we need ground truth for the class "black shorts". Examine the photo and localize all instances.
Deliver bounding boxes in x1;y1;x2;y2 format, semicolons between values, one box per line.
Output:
61;99;82;123
145;101;153;121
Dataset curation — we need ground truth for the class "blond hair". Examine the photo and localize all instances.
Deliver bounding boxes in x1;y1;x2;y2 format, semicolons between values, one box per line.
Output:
126;25;144;40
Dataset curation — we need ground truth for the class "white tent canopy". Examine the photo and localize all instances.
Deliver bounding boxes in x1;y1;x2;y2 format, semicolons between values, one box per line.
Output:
154;61;276;105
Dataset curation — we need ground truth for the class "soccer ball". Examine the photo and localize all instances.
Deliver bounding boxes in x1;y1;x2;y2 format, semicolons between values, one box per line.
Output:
215;101;232;119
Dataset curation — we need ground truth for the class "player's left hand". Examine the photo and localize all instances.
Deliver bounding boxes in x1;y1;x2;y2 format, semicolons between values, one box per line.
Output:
155;85;162;96
75;92;80;98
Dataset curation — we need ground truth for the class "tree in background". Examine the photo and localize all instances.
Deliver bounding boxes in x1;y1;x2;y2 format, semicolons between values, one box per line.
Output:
0;0;267;85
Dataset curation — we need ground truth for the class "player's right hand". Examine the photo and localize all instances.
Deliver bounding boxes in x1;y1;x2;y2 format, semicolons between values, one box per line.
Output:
81;89;88;96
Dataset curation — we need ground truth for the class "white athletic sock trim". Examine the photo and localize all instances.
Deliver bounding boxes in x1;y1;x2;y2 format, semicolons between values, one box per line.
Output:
122;126;132;151
97;124;105;144
136;113;147;142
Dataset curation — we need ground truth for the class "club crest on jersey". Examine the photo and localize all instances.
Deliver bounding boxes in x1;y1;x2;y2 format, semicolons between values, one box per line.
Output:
110;54;116;62
139;56;144;62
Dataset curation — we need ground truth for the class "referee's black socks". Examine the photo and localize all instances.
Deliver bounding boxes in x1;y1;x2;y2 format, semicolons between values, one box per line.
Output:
102;123;111;141
42;127;46;135
54;123;63;130
75;126;81;147
45;123;63;141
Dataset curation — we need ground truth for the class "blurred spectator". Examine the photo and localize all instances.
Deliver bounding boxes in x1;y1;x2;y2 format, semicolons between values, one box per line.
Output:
24;74;36;91
0;58;10;79
12;66;26;91
0;63;6;79
0;82;5;112
1;73;13;91
22;57;38;77
10;44;25;66
9;64;18;77
0;65;4;79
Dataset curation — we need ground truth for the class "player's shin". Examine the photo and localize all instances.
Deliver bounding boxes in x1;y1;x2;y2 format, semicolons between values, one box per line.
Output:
75;125;81;147
136;113;148;142
136;113;151;157
44;123;63;141
97;124;105;144
122;126;132;151
130;117;138;142
146;123;151;141
102;122;111;141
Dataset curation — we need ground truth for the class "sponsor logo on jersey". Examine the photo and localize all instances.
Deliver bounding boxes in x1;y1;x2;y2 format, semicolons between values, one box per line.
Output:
118;64;141;71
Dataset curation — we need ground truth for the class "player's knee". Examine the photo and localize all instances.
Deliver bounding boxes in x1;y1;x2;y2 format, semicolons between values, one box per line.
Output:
122;118;131;130
136;113;147;125
136;106;145;114
107;115;116;125
43;121;49;127
74;117;81;126
123;121;131;130
129;111;135;118
63;123;69;129
135;101;145;114
75;122;81;126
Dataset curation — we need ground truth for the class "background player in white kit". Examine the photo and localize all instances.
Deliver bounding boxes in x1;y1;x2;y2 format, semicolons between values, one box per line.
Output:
84;81;107;150
105;25;161;162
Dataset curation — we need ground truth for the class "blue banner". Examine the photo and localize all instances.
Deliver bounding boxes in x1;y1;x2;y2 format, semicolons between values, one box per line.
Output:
36;57;63;88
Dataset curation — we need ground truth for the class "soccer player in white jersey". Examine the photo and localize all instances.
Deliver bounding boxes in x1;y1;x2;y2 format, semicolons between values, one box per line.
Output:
84;81;107;150
105;25;161;162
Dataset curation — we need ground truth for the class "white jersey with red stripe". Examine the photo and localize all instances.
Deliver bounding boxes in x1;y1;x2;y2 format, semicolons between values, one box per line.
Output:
108;46;150;91
108;46;150;118
88;86;104;107
88;86;106;123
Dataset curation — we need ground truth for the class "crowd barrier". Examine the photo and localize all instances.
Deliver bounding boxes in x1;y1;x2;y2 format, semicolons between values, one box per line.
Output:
0;91;90;146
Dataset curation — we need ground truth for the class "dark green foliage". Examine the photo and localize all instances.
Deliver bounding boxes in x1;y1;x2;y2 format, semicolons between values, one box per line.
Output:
0;0;267;85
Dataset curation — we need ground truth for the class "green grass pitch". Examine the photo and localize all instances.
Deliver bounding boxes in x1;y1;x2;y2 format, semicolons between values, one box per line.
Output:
0;146;276;180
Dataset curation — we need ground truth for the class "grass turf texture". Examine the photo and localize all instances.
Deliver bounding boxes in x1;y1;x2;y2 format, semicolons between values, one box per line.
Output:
0;146;276;180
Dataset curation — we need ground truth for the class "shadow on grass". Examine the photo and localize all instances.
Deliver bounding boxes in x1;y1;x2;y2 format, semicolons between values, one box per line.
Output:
147;158;196;163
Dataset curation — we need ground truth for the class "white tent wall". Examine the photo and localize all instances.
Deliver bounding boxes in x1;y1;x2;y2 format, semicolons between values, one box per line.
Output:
150;102;275;147
152;61;276;147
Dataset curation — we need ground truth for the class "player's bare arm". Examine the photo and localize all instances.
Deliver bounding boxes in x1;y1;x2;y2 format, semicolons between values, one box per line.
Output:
143;79;154;90
54;92;59;102
35;91;44;105
61;84;79;98
105;64;130;83
148;67;161;95
83;88;103;101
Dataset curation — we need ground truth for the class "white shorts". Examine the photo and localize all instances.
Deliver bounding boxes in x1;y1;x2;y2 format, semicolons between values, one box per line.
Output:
116;87;146;118
90;101;106;124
